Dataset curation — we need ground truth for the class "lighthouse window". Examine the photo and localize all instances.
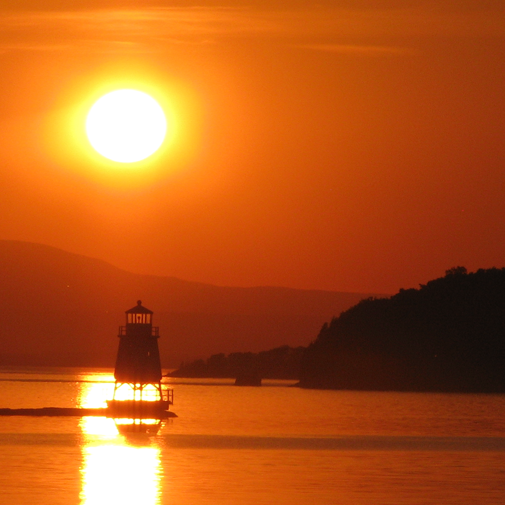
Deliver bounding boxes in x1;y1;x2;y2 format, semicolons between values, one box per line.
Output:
127;312;151;323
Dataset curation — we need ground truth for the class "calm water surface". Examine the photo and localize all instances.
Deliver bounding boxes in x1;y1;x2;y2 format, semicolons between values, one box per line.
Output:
0;367;504;504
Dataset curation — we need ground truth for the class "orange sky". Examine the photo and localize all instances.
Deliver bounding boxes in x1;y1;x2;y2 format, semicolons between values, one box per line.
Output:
0;0;504;294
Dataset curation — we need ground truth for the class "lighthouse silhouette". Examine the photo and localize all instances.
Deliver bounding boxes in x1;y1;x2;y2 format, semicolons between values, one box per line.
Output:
107;300;173;423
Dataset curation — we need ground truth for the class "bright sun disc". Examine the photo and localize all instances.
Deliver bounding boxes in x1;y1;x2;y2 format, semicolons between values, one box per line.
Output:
86;89;167;163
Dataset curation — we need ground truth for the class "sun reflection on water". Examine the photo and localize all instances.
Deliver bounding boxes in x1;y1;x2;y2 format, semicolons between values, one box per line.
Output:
78;374;163;505
76;372;115;408
80;444;162;505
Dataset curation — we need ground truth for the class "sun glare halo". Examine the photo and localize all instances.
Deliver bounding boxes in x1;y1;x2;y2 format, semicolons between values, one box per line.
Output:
86;89;167;163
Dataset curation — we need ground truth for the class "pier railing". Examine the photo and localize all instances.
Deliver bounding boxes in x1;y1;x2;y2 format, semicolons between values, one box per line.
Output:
163;388;174;405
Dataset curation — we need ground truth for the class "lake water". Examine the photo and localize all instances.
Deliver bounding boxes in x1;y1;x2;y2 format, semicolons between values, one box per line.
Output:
0;367;504;504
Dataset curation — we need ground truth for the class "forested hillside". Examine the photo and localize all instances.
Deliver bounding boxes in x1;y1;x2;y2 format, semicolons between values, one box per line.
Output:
299;267;505;392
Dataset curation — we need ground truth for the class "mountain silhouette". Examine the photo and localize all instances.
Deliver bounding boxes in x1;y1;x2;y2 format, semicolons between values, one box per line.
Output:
0;240;380;368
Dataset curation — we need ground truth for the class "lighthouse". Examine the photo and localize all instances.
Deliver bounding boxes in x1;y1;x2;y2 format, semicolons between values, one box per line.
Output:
107;301;173;423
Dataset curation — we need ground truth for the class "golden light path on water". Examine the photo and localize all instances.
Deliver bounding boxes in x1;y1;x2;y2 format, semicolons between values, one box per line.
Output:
77;373;162;505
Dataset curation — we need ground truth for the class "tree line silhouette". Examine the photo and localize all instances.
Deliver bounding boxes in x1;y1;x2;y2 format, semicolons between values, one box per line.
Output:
169;345;304;380
299;267;505;392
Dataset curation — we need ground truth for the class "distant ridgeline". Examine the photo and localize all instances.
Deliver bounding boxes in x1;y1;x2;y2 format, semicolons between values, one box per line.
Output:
299;267;505;393
169;345;305;380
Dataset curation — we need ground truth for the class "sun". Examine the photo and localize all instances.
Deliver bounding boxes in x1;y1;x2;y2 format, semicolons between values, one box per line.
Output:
86;89;167;163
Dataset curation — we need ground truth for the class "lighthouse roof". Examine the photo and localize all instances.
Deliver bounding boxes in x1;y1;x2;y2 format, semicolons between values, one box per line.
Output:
125;300;153;314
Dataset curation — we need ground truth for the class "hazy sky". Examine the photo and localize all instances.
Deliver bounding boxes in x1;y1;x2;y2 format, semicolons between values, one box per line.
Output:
0;1;504;293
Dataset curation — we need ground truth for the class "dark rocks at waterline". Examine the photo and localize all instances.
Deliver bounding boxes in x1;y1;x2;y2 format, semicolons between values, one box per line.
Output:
0;407;177;418
234;373;262;387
